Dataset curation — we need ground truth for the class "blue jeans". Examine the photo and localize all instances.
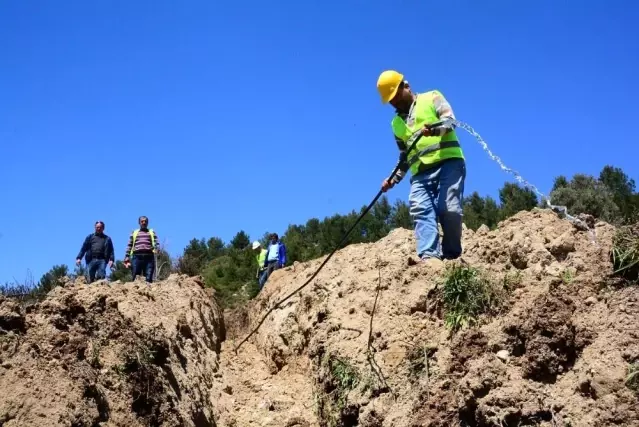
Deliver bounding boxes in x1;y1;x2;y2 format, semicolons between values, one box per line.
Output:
258;260;280;290
87;259;107;283
258;269;269;289
408;158;466;260
132;254;155;283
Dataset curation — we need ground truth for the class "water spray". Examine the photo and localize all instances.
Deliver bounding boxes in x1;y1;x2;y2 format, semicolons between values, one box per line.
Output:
234;118;597;352
445;118;596;241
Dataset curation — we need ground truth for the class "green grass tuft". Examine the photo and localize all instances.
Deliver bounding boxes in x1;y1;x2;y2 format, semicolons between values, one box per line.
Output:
611;226;639;283
441;264;507;332
627;362;639;394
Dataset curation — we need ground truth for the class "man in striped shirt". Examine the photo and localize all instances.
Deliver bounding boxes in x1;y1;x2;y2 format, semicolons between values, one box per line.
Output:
123;216;159;283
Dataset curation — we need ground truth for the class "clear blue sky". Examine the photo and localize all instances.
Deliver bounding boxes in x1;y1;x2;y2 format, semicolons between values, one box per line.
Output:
1;1;637;284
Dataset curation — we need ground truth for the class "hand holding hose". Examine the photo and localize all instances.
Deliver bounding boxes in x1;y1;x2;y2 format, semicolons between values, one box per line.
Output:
381;179;393;192
420;126;434;137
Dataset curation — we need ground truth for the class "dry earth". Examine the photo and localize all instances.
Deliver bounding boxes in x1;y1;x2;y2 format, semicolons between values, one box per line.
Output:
1;209;638;426
217;209;639;427
0;275;224;427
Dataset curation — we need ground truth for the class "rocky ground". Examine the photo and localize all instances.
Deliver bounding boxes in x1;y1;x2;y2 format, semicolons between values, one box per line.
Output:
1;209;638;426
216;209;639;426
0;275;224;427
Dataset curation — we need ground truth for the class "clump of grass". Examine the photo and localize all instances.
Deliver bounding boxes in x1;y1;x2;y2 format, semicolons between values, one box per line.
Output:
406;343;437;381
611;226;639;282
562;268;575;284
626;362;639;394
315;354;362;427
440;264;507;332
501;270;523;291
329;356;360;402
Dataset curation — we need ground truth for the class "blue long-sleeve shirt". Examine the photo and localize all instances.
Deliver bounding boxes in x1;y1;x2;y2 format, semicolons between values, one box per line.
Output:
263;241;287;267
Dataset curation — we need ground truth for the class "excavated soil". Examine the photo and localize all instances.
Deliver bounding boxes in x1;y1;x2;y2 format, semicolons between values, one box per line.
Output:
218;209;639;427
0;275;224;427
2;209;638;426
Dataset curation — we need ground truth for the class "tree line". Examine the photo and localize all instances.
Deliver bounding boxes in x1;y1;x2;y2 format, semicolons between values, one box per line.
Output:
2;165;637;307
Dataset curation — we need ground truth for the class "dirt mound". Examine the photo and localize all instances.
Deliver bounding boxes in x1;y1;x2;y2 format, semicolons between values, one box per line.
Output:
0;275;224;427
2;209;637;426
220;209;639;426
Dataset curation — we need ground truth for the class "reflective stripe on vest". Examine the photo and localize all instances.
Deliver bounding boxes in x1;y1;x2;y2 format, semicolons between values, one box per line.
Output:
406;140;461;167
391;91;464;175
130;228;156;255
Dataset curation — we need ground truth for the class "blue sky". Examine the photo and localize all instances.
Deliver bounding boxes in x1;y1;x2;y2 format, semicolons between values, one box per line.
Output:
1;0;637;284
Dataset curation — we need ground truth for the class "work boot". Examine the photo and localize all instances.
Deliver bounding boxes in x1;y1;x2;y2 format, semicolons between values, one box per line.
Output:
444;256;469;268
421;256;444;273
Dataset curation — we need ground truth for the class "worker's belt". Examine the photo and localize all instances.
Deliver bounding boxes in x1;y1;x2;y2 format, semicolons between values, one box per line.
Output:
406;140;460;167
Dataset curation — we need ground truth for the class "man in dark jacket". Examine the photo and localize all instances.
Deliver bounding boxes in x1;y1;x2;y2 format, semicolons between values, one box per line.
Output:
76;221;115;283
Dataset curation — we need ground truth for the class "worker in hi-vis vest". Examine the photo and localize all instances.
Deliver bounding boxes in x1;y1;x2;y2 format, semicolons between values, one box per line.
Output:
123;215;159;283
377;70;466;262
252;241;268;290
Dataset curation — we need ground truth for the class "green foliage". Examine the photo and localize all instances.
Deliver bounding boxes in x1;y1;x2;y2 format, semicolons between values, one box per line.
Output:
600;165;638;224
498;182;539;219
626;362;639;394
550;173;620;223
440;265;506;332
201;245;258;308
1;265;68;302
611;225;639;282
109;261;132;282
463;182;539;231
179;196;414;308
465;165;639;231
16;164;636;313
230;231;251;250
327;355;360;411
37;264;68;294
462;192;500;231
71;264;87;280
391;198;412;229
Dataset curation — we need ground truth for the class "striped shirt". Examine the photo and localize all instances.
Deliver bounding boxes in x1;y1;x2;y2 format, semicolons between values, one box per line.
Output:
124;228;158;257
389;90;457;185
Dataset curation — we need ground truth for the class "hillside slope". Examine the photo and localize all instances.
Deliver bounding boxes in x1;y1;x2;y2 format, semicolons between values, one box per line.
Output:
1;209;637;427
0;276;224;427
216;209;639;426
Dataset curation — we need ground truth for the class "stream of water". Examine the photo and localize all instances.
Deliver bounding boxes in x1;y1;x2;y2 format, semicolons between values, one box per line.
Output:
446;119;597;242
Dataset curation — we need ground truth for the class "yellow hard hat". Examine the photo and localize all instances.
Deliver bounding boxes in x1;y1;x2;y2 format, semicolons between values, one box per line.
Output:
376;70;404;104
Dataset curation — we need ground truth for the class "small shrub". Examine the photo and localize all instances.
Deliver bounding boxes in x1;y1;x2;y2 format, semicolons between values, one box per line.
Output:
611;226;639;282
315;354;362;427
502;270;523;291
440;264;506;332
0;272;46;304
626;362;639;394
562;268;575;284
329;356;360;400
406;343;437;381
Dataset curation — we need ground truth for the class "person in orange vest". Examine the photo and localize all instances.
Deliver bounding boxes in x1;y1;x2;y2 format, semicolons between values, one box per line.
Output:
377;70;466;262
123;216;159;283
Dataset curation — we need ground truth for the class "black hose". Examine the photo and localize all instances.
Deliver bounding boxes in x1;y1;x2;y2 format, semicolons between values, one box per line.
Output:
233;123;437;353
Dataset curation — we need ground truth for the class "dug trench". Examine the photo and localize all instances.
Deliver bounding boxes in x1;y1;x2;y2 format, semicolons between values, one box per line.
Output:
1;209;638;426
215;209;639;427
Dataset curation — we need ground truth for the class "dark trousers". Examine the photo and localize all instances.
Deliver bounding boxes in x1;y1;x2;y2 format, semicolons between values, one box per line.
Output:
132;253;155;283
87;258;106;283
